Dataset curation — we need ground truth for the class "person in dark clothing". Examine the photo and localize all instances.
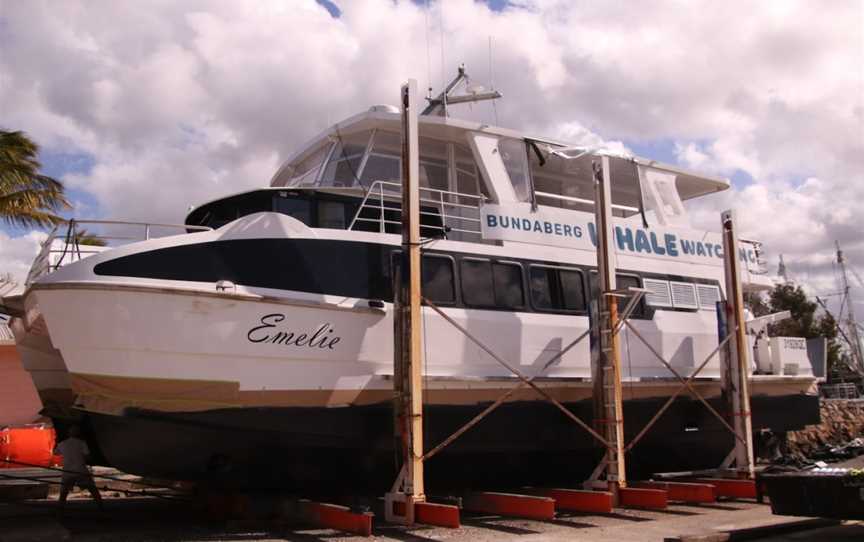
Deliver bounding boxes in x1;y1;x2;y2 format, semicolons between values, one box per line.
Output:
55;425;102;516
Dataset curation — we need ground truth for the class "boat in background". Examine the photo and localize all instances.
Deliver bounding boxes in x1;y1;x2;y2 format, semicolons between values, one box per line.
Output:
0;312;43;427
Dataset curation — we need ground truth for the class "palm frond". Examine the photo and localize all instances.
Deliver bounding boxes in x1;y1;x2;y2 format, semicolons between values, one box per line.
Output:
0;129;69;229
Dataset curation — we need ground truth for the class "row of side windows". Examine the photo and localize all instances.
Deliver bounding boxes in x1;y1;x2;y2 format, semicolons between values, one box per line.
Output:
418;254;591;313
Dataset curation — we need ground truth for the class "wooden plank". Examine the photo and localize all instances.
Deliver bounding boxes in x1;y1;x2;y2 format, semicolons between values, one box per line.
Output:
532;488;613;513
300;501;374;537
634;481;716;503
415;501;460;528
619;487;668;509
689;478;757;499
463;492;555;520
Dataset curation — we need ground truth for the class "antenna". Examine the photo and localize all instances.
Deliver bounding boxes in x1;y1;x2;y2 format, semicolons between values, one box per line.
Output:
488;35;499;125
836;241;864;374
778;254;788;282
422;65;503;117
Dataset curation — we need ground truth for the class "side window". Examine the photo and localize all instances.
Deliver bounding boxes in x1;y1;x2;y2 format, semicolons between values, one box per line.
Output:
492;262;524;308
529;267;555;310
560;270;585;311
460;259;494;307
529;265;586;313
422;255;455;304
317;201;346;229
497;138;531;202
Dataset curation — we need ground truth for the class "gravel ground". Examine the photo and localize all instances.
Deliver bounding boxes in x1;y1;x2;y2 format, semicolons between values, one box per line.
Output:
0;493;835;542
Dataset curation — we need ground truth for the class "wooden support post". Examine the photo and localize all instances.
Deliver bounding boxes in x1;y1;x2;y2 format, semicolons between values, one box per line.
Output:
720;210;755;479
588;155;626;499
385;78;425;524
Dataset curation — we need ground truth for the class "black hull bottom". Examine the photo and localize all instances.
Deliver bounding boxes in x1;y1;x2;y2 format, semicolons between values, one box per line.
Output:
74;393;819;492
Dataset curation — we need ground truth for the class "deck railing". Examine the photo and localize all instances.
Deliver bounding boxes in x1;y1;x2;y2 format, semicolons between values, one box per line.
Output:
27;219;212;285
348;180;487;239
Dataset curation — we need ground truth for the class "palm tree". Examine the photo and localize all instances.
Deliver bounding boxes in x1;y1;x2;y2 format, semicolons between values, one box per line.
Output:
0;129;70;228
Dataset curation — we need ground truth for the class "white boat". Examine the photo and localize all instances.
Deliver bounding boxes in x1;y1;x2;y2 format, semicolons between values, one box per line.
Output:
2;77;820;488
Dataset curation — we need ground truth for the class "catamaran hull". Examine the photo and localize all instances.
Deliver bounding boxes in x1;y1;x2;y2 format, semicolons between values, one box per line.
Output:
8;315;73;411
76;392;818;491
31;280;819;489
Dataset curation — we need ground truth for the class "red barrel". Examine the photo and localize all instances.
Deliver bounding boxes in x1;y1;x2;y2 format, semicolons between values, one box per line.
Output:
0;424;57;468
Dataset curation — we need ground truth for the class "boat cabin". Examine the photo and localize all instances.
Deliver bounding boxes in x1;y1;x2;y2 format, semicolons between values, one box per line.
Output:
185;106;731;247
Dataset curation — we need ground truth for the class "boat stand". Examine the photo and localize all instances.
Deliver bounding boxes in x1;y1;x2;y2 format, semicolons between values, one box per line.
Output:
383;77;759;531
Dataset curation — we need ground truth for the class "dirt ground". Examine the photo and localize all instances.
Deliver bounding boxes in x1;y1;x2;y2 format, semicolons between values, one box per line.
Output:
2;493;858;542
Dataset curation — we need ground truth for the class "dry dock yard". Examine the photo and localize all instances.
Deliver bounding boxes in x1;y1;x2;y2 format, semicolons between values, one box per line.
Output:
1;465;862;542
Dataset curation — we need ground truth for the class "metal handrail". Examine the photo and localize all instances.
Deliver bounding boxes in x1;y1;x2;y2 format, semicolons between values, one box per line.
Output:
27;219;214;284
348;180;486;237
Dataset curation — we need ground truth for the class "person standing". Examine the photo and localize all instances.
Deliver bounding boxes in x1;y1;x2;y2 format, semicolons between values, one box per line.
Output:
55;425;103;516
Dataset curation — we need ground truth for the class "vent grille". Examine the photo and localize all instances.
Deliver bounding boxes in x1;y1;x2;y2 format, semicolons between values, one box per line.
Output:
697;284;722;311
642;278;673;307
670;281;699;309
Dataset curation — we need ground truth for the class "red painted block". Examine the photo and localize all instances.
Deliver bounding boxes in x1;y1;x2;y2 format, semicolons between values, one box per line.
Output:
415;501;460;528
0;425;56;469
619;487;668;509
633;481;716;503
301;501;374;537
538;488;613;513
689;478;757;499
463;492;555;520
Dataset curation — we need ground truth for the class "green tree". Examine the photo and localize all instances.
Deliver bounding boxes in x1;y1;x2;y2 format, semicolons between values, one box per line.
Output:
766;283;818;337
0;130;69;228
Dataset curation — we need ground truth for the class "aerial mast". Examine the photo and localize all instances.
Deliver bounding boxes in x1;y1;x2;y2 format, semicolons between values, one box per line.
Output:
837;241;864;373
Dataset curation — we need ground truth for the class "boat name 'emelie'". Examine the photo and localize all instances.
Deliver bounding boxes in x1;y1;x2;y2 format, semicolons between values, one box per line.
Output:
247;314;341;349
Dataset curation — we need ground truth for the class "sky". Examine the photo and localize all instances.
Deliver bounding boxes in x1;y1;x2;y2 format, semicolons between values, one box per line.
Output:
1;0;862;321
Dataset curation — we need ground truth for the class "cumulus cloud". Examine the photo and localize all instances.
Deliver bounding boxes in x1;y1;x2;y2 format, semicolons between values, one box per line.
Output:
0;0;861;317
0;231;47;285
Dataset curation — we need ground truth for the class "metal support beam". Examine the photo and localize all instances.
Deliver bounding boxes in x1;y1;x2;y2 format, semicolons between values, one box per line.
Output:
589;156;627;496
721;210;755;478
386;79;425;524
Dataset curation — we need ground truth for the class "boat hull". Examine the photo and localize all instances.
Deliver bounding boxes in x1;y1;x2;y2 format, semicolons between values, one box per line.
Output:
75;391;819;491
8;315;72;412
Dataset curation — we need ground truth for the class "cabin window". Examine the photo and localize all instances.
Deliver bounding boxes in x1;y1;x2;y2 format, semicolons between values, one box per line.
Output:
529;267;555;310
360;130;401;186
420;137;450;192
529;266;586;313
493;262;524;308
530;149;596;212
560;270;586;311
529;151;643;218
271;196;313;225
498;138;531;202
288;144;331;187
461;259;495;307
317;201;347;229
320;130;372;187
461;258;525;309
422;255;456;304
